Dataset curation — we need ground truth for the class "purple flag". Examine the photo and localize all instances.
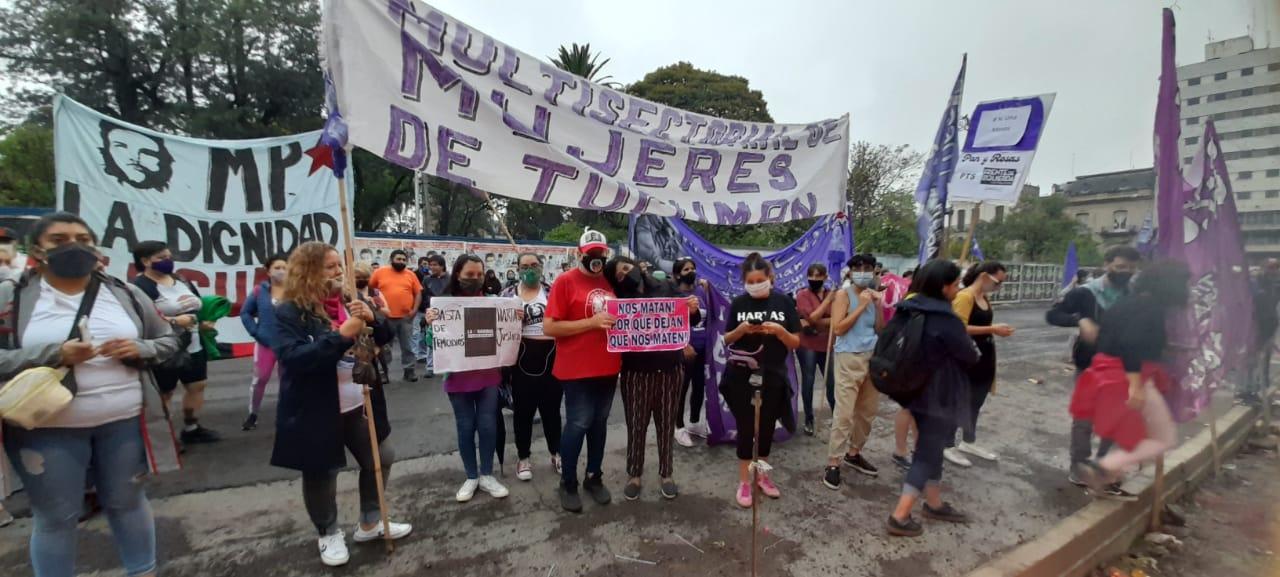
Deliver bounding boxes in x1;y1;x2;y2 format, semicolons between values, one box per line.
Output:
915;55;966;265
1061;241;1078;289
1153;8;1183;255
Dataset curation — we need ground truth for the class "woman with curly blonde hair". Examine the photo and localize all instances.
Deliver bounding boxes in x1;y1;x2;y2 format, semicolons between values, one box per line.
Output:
270;242;411;567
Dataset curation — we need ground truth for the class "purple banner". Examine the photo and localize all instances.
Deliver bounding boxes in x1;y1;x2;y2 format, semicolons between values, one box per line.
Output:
630;213;853;445
915;55;966;264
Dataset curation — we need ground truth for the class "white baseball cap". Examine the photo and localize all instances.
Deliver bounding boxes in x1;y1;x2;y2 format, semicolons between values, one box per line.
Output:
579;227;608;252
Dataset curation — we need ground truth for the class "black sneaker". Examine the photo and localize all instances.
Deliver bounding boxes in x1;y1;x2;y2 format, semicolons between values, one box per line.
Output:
891;454;912;470
822;466;841;490
241;413;258;431
403;368;418;382
886;515;923;537
624;479;642;501
559;485;583;513
842;453;879;477
181;425;221;444
1075;460;1112;494
1067;471;1087;487
803;421;815;436
660;479;678;500
922;502;969;524
1100;483;1138;502
583;474;612;505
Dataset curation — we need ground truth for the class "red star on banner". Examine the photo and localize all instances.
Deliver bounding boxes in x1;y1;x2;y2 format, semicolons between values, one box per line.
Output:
304;142;335;176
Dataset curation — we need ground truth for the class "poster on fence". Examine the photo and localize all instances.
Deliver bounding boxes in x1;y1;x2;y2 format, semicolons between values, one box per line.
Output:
53;95;351;354
949;94;1055;205
322;0;849;224
606;298;690;353
429;297;522;372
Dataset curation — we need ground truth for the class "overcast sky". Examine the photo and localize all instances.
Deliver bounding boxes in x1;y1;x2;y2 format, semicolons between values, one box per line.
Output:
430;0;1265;192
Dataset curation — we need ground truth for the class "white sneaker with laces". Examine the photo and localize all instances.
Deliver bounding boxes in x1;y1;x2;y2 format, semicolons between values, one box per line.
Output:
674;427;695;448
353;521;413;542
551;454;562;475
688;420;711;438
318;531;349;567
957;441;999;462
516;460;533;481
456;478;480;502
478;475;509;498
943;448;973;467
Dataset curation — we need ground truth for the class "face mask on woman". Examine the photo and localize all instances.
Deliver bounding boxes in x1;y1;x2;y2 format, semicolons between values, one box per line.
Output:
270;269;287;284
745;280;772;298
679;271;697;285
46;243;100;279
808;279;825;293
458;277;484;295
151;258;175;275
520;268;541;286
614;267;643;295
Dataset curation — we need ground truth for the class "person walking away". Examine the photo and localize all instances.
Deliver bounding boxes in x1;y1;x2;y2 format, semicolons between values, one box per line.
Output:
795;263;837;436
886;260;980;537
1;212;182;577
1243;259;1280;405
369;249;423;382
271;242;411;567
417;255;449;379
721;253;800;508
1071;262;1188;495
423;255;512;502
543;228;621;513
822;254;884;489
130;241;221;444
502;253;562;482
606;257;701;500
239;252;290;431
671;258;711;446
1046;245;1139;496
942;262;1015;467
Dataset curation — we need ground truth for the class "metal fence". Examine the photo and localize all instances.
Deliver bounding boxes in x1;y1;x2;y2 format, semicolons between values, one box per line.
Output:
990;262;1064;304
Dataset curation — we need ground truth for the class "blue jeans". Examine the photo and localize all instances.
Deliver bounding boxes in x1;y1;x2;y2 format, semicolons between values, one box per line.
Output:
559;377;617;490
448;387;500;479
904;411;954;495
4;417;156;577
796;347;834;424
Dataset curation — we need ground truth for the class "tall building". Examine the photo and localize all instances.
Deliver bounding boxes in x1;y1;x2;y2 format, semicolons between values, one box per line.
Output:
1177;35;1280;261
1055;168;1154;248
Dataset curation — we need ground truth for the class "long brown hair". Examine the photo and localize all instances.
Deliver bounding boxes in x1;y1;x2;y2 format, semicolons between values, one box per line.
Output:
284;241;337;321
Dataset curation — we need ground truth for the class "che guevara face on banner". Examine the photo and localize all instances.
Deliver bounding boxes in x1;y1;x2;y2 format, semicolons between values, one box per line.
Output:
98;120;175;192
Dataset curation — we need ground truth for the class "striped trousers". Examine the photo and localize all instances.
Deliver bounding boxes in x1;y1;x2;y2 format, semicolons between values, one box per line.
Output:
620;366;684;479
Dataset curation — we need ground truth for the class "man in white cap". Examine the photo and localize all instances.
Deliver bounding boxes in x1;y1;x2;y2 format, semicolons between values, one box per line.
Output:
543;227;620;513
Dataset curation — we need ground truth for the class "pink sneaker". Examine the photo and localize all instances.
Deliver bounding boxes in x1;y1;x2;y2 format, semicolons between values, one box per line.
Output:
736;482;752;508
757;473;781;498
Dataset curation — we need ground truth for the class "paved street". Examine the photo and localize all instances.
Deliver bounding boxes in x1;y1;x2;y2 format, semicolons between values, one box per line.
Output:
0;305;1243;576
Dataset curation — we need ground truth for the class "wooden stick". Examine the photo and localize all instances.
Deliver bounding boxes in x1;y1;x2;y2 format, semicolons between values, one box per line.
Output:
960;203;981;265
822;299;837;415
750;388;762;577
480;190;520;252
1149;456;1165;532
1209;415;1221;477
338;172;394;553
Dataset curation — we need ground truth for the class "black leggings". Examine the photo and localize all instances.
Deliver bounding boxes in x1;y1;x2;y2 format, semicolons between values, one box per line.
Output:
301;408;395;536
512;338;563;460
721;367;788;460
677;348;706;428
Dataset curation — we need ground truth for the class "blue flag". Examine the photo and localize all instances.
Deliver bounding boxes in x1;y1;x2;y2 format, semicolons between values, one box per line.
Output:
1061;241;1078;288
971;235;985;262
915;55;967;265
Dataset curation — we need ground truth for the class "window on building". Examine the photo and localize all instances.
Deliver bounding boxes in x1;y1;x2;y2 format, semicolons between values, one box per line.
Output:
1183;156;1193;164
1190;77;1202;85
994;205;1005;223
1112;210;1129;230
1239;191;1253;200
1214;72;1227;80
1185;136;1199;145
956;209;966;231
1242;67;1254;76
1075;213;1090;226
1269;169;1280;178
1267;190;1280;199
1271;63;1280;72
1242;88;1255;97
1187;96;1200;105
1187;117;1200;125
1241;171;1254;180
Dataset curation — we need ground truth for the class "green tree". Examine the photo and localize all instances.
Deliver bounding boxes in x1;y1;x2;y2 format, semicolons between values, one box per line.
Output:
0;124;56;207
846;141;922;256
976;194;1099;263
548;43;618;87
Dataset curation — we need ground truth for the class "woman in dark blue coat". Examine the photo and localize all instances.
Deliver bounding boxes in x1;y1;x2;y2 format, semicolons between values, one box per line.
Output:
270;241;410;567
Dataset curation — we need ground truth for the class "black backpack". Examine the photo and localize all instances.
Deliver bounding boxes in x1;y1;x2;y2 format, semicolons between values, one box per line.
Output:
869;308;932;405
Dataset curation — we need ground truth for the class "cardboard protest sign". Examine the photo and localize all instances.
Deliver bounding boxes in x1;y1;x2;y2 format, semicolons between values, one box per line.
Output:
429;297;522;372
606;298;690;353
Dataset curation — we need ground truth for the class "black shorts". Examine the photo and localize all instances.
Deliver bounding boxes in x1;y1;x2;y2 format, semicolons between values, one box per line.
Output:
154;350;209;394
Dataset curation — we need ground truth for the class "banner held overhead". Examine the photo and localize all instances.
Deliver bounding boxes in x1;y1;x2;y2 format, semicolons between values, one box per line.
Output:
949;94;1055;205
322;0;849;225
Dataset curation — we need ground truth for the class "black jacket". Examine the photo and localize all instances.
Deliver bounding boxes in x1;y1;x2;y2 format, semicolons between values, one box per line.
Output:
270;301;390;473
896;296;980;430
1045;286;1104;371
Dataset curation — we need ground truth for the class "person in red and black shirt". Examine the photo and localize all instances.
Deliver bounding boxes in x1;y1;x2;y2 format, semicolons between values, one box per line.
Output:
544;228;620;513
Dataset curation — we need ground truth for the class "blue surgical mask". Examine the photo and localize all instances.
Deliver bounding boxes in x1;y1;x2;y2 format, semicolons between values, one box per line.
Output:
851;272;873;287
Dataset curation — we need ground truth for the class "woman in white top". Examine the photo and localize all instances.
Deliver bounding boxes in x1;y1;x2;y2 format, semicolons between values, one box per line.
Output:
0;212;181;577
501;252;561;481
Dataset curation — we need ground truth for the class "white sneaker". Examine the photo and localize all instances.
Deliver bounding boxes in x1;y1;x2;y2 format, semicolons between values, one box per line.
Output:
551;454;562;475
457;478;480;502
688;420;711;438
353;521;413;542
674;427;695;448
516;460;533;481
957;441;999;462
318;531;349;567
478;475;509;498
944;448;973;467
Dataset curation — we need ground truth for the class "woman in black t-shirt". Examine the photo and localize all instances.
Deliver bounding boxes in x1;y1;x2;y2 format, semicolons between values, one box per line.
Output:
722;253;800;508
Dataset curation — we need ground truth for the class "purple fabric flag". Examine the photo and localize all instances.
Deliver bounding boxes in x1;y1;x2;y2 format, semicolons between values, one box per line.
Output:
971;235;985;262
306;73;349;177
915;55;967;265
630;213;854;445
1153;8;1183;256
1061;242;1078;288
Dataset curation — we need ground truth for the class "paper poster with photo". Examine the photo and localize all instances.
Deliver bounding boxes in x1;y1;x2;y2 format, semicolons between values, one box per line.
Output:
606;298;690;353
429;297;522;372
949;94;1055;205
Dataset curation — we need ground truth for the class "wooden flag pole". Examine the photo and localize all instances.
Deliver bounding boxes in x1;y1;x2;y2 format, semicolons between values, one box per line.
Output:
1149;456;1165;532
337;172;394;553
960;203;981;264
480;190;520;252
1209;416;1222;476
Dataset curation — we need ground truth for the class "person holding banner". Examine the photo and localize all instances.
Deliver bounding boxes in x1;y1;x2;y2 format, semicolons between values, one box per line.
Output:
130;241;221;445
501;253;562;482
543;228;621;513
795;263;837;437
239;252;290;432
822;255;884;490
271;242;410;567
722;253;800;508
671;258;711;446
942;262;1014;468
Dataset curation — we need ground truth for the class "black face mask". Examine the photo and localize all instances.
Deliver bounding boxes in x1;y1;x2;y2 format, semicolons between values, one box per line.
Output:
355;279;369;289
1107;271;1133;289
391;262;407;272
614;268;643;295
679;272;697;286
457;278;484;295
45;243;99;279
584;255;606;274
808;280;825;293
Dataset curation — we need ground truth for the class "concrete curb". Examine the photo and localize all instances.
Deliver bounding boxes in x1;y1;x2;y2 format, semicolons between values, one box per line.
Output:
965;403;1261;577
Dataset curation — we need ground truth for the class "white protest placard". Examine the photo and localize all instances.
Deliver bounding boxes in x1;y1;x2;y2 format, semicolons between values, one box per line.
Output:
53;96;351;353
949;94;1055;205
322;0;849;225
429;297;522;372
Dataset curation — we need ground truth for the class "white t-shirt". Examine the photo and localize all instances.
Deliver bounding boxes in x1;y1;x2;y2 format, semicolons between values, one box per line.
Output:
23;280;142;428
337;353;364;413
519;286;550;339
154;279;202;354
